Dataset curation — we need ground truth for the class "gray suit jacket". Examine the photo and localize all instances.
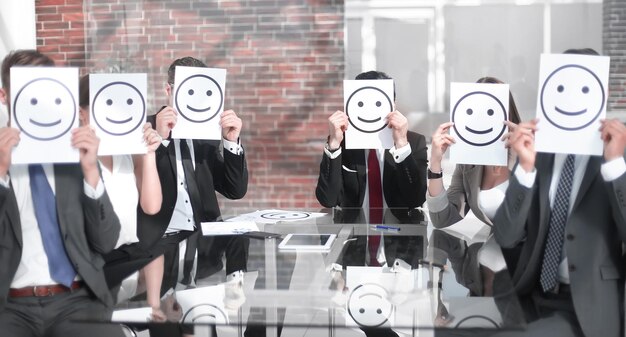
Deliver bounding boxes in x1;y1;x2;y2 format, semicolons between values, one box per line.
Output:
427;164;492;228
0;164;121;310
494;153;626;337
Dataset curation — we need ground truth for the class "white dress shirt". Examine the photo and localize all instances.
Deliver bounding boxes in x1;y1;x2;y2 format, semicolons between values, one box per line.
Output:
162;138;243;234
0;163;104;288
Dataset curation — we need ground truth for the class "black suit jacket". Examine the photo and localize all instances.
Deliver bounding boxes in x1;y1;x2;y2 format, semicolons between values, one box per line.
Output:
0;164;121;309
315;131;427;209
494;154;626;337
138;114;248;249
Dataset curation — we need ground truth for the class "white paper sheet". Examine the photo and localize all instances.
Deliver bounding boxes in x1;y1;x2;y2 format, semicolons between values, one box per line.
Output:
111;307;152;323
344;79;394;149
10;67;79;163
535;53;609;155
176;284;229;324
449;82;509;166
201;221;259;235
225;209;328;224
171;66;225;140
90;73;147;155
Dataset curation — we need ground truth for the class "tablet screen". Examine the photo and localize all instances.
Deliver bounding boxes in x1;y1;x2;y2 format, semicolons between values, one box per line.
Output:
278;234;336;251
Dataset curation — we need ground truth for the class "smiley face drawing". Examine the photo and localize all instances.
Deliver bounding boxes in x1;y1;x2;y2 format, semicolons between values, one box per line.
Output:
92;81;145;136
348;283;394;328
452;91;507;147
182;304;228;324
260;211;311;220
13;78;77;141
345;86;393;133
540;64;605;131
175;74;224;123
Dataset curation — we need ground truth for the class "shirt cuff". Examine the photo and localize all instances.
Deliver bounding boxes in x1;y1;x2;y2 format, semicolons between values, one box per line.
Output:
0;175;9;189
601;157;626;182
224;138;243;155
83;179;105;199
324;145;342;159
389;142;412;163
514;164;536;188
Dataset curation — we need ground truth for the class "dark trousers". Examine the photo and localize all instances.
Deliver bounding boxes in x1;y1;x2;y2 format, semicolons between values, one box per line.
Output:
196;234;250;279
0;287;123;337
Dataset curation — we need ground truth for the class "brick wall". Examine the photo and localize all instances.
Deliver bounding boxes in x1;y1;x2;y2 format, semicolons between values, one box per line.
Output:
604;0;626;113
35;0;345;209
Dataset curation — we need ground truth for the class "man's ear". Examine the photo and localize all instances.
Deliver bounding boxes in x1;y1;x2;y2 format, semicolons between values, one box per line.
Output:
0;88;7;106
165;83;172;97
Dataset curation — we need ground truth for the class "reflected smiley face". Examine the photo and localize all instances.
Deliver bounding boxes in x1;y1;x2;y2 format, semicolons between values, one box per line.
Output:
92;81;145;136
348;284;394;327
452;91;507;147
13;78;76;141
345;87;393;133
540;64;605;131
175;74;223;123
260;211;311;220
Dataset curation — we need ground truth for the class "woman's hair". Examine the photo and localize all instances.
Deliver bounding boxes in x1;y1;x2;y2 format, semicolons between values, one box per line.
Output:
476;76;521;124
79;74;89;109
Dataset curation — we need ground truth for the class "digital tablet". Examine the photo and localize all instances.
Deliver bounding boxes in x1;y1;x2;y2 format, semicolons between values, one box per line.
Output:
278;234;336;251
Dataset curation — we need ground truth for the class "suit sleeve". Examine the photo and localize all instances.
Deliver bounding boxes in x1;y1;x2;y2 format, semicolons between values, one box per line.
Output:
606;171;626;242
492;164;534;248
212;142;248;200
82;189;121;254
386;132;428;208
315;149;343;208
427;165;466;228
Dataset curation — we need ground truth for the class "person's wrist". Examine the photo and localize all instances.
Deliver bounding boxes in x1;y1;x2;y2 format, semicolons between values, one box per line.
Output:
328;138;341;150
519;159;535;173
395;137;408;148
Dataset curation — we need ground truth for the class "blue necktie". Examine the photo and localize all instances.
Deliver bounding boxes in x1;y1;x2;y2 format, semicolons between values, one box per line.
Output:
29;164;76;287
540;154;575;292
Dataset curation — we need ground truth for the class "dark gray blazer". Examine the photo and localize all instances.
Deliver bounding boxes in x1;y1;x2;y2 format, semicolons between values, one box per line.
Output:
494;153;626;337
427;164;492;228
0;164;121;310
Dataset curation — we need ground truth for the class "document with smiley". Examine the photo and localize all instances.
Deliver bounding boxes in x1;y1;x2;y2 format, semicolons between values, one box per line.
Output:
171;66;226;140
535;53;609;155
344;79;394;149
449;82;509;166
10;67;79;164
90;73;147;155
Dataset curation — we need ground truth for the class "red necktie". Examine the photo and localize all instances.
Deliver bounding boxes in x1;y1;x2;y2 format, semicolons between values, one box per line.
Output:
367;149;383;266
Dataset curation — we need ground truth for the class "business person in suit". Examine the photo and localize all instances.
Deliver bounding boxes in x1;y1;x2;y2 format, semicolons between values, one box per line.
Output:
315;70;428;211
427;77;522;294
138;56;249;295
0;50;123;336
493;50;626;337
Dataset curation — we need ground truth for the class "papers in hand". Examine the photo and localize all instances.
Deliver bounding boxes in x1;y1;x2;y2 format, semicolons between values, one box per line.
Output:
111;307;152;323
201;221;259;236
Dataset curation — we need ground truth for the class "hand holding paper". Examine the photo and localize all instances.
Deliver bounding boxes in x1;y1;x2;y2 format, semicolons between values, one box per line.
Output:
328;110;348;149
600;118;626;161
387;110;408;148
503;119;538;173
220;109;242;142
71;125;100;188
0;127;20;178
155;106;177;139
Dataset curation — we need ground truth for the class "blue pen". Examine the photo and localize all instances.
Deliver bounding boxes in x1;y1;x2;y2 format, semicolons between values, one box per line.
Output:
373;225;400;231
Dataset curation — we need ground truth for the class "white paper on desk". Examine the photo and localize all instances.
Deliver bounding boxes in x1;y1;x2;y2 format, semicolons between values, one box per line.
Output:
439;210;490;245
111;307;152;323
225;209;327;224
176;284;229;324
171;66;225;140
10;67;79;164
344;79;394;149
449;82;508;166
201;221;259;235
535;53;609;155
90;73;147;156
